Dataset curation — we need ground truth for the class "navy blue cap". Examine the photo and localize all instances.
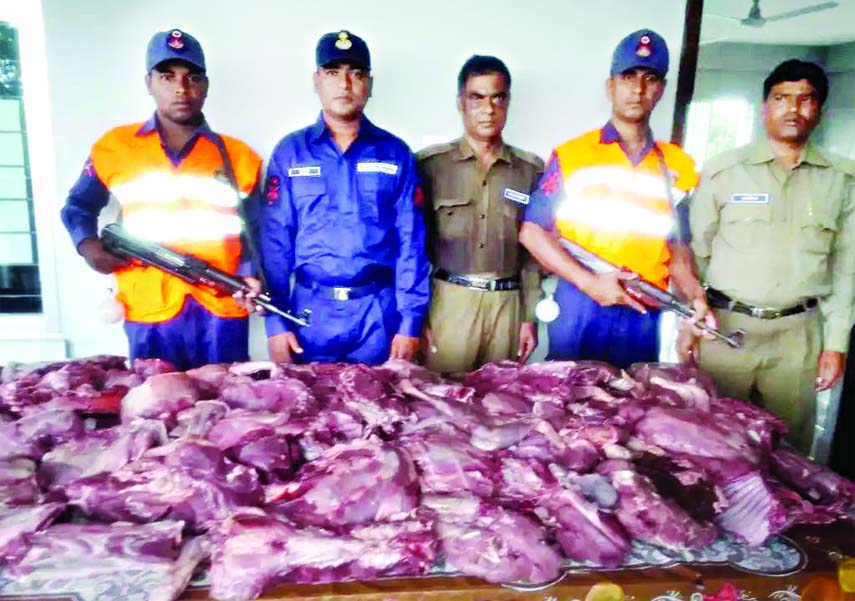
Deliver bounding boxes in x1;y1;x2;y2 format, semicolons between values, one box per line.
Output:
316;30;370;70
610;29;669;77
146;29;206;73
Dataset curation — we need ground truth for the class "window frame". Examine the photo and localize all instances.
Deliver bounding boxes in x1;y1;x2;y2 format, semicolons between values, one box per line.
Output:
0;0;61;338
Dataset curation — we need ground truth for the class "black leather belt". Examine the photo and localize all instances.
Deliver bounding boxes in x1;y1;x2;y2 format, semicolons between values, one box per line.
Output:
707;287;817;320
295;272;391;301
434;269;520;292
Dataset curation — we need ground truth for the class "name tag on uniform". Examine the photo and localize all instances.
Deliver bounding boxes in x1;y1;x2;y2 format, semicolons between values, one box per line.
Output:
288;166;321;177
504;188;530;205
731;193;769;204
357;161;399;175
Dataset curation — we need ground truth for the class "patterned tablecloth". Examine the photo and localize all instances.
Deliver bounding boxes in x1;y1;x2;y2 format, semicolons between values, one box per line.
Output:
0;533;815;601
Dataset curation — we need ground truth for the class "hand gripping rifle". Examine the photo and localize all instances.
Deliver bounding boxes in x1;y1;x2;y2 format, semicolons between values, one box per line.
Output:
101;223;310;328
559;238;743;348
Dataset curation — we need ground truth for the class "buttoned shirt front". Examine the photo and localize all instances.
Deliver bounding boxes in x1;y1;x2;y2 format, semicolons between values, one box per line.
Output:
417;138;543;320
259;113;430;337
690;139;855;352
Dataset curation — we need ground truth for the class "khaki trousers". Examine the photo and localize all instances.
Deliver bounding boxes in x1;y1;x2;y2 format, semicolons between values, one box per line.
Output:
426;279;520;375
700;308;821;453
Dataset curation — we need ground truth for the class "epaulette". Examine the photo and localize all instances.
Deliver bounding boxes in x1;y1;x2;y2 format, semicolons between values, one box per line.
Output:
416;142;456;162
702;146;751;178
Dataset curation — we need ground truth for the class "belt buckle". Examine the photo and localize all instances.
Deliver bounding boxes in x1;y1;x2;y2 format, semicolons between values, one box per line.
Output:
465;275;489;291
751;306;778;319
333;287;352;301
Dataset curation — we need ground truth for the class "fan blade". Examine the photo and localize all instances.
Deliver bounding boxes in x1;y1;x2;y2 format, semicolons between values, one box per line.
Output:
704;12;743;22
765;1;838;22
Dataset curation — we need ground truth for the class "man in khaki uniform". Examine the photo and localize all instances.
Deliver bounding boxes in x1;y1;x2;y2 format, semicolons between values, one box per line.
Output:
687;60;855;452
418;55;543;373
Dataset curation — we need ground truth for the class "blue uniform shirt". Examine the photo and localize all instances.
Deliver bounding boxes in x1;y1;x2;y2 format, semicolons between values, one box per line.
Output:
259;113;430;338
60;113;256;273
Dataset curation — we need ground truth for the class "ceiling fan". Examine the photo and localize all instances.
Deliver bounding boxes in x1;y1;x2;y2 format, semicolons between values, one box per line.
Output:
708;0;839;28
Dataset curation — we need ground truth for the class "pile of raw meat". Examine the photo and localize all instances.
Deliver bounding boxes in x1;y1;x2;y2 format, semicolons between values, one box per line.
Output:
1;356;853;601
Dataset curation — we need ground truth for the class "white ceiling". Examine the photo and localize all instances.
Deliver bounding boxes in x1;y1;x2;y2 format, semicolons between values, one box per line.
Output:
701;0;855;45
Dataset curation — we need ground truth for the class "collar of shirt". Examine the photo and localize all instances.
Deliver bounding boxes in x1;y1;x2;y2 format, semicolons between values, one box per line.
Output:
745;136;832;168
136;113;215;165
452;137;512;164
600;121;655;166
308;111;383;145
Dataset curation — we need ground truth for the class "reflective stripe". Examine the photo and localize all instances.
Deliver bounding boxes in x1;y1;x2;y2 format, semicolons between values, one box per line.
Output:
563;166;677;203
557;166;674;238
90;122;262;322
556;195;674;238
124;209;242;242
111;171;242;208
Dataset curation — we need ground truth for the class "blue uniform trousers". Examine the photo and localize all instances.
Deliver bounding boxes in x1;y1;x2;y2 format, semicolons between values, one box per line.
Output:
289;281;398;365
123;296;249;371
547;279;660;368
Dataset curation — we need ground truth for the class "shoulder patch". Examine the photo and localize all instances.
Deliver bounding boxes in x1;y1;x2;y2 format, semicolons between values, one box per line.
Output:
416;142;455;162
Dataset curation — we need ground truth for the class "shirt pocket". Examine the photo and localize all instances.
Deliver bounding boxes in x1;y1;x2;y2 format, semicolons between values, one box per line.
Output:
290;176;326;200
799;202;838;255
434;197;474;239
356;172;398;224
719;201;772;251
498;195;524;220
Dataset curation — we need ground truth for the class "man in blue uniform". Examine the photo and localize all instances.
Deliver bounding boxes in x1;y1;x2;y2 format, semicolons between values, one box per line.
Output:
257;30;430;364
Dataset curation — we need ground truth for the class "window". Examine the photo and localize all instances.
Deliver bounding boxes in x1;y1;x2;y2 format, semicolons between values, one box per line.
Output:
0;21;40;313
684;98;755;168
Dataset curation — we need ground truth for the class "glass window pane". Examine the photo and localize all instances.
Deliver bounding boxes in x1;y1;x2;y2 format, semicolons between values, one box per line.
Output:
0;166;26;198
0;22;39;313
0;232;32;263
0;99;20;131
0;200;29;232
0;132;23;165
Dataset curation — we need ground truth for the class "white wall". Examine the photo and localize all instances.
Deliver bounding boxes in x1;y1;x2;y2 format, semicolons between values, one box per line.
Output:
693;42;826;143
693;41;855;160
819;42;855;158
29;0;688;361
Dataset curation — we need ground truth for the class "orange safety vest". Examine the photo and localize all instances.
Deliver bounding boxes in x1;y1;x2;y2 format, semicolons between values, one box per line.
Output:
89;124;262;322
552;129;698;290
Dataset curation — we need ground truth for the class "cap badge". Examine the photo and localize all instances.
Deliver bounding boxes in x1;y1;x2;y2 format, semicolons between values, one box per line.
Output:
635;34;652;57
335;31;352;50
167;30;185;50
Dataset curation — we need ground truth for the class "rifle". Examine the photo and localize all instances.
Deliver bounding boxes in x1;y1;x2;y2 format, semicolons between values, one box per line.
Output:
101;223;310;328
559;238;743;348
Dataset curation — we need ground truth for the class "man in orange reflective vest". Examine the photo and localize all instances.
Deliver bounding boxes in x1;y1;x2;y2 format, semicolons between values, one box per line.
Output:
60;29;263;370
519;29;714;368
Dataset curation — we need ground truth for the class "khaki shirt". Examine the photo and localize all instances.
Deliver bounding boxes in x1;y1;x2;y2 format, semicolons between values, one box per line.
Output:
417;139;544;321
690;139;855;352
